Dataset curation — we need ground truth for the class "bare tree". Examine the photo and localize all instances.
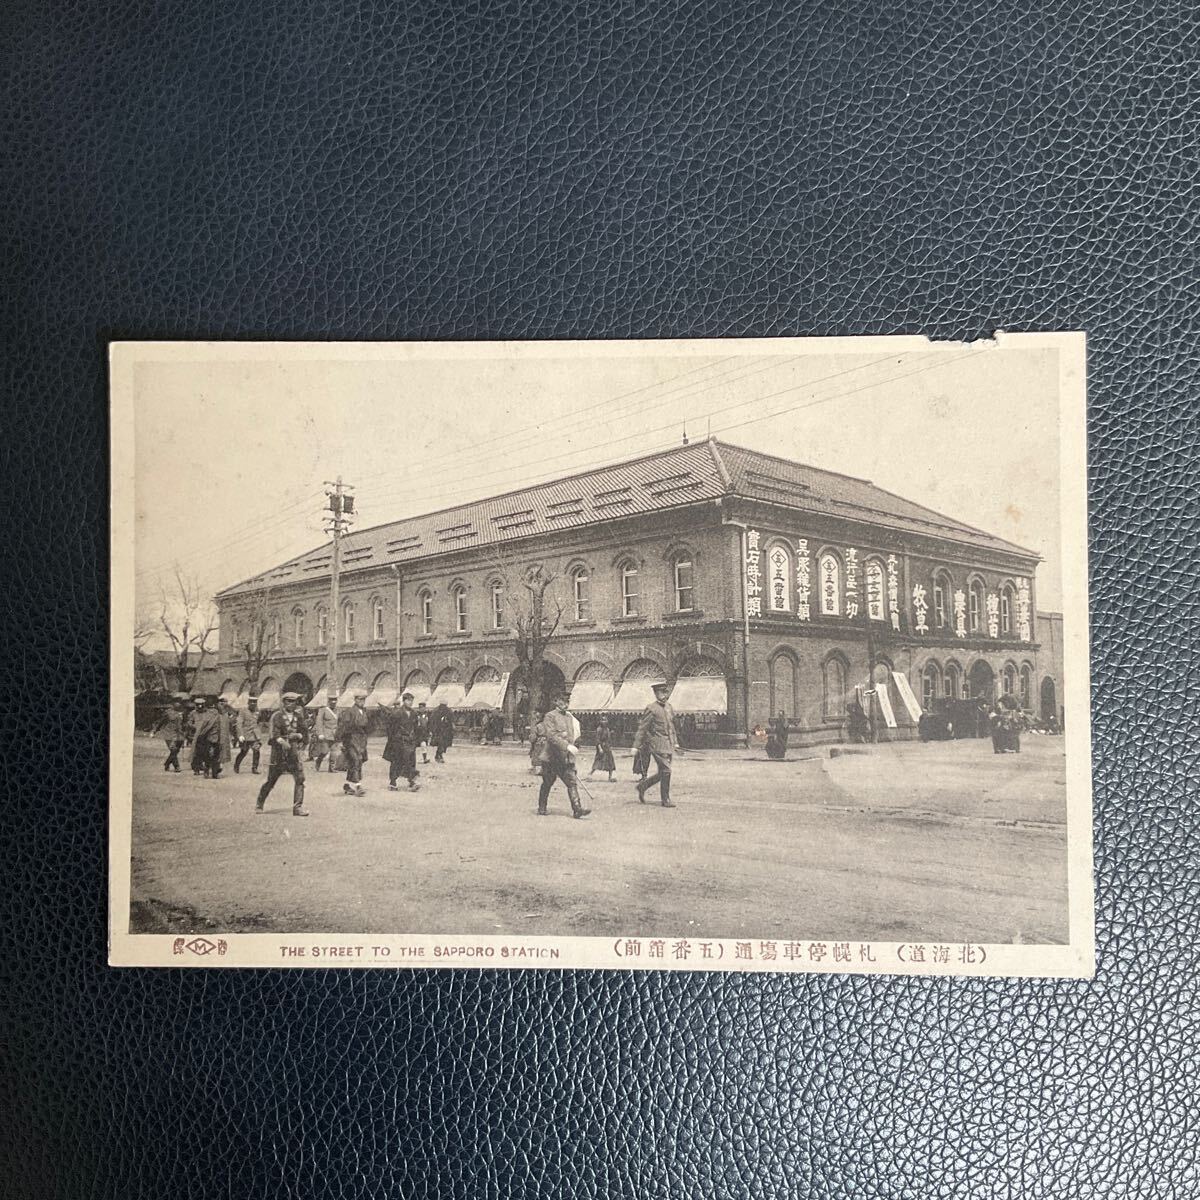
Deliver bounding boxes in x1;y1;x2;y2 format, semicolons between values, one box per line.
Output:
232;585;277;699
511;562;564;723
156;566;218;692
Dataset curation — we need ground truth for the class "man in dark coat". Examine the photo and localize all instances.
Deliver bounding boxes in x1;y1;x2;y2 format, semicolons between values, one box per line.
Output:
537;693;590;819
255;692;309;816
430;702;454;763
190;699;219;776
415;703;431;764
337;689;370;795
634;680;683;808
383;693;422;792
234;698;262;774
154;698;187;772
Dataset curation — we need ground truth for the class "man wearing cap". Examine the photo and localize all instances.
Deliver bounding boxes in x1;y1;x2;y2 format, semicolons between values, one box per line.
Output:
415;702;431;765
311;694;339;773
190;698;218;776
255;692;310;816
337;689;370;796
233;697;262;774
634;680;683;808
383;692;422;792
153;697;187;773
536;692;590;819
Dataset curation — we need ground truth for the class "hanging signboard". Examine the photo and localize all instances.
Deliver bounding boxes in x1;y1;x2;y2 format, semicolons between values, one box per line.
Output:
912;583;929;634
892;671;923;721
796;538;811;621
745;530;763;618
886;554;901;631
845;548;860;619
873;683;897;729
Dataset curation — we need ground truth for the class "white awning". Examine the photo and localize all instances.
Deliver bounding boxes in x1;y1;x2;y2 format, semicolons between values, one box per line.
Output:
365;684;399;710
233;686;253;711
427;682;467;708
219;681;239;704
608;679;661;712
402;683;432;706
255;685;281;710
668;676;728;714
305;678;330;709
568;680;615;712
463;679;505;709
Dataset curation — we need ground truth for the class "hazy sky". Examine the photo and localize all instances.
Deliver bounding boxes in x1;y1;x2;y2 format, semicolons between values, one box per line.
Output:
131;338;1068;642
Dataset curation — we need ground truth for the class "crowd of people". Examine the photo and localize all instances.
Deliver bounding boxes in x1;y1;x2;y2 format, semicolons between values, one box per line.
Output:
151;679;687;822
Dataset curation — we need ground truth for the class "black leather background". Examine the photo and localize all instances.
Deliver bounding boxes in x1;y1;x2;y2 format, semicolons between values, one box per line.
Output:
4;1;1198;1196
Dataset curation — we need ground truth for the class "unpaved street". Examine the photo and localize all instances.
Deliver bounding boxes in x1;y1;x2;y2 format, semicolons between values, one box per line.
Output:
127;735;1069;944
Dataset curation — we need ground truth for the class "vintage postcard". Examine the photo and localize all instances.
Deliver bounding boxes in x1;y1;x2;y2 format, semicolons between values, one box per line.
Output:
109;335;1093;975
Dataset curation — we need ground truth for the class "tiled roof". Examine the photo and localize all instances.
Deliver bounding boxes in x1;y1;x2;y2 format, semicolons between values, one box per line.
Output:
219;439;1035;598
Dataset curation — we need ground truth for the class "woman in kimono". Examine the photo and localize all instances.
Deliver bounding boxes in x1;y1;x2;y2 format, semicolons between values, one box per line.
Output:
589;717;616;782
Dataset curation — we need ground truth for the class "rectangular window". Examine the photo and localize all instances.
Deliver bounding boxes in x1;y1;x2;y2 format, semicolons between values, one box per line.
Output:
573;572;590;621
969;590;980;632
421;595;432;636
455;591;468;633
934;585;946;628
344;606;355;642
317;612;327;647
492;586;504;629
294;614;304;647
622;567;638;617
1001;594;1011;634
674;559;694;612
373;604;384;641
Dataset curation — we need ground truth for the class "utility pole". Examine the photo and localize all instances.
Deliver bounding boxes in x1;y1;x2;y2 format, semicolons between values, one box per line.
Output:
323;477;354;697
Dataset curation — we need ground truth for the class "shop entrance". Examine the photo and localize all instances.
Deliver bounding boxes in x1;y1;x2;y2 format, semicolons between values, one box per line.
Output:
1040;677;1058;724
968;660;995;703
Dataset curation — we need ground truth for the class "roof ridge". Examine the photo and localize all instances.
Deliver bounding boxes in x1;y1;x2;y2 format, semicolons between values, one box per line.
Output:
706;436;733;490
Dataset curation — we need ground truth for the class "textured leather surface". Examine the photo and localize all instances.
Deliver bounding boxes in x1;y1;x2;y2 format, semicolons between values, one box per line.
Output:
3;1;1198;1196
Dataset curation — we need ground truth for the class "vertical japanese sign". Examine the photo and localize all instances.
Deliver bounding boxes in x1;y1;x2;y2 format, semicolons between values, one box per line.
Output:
745;530;762;618
986;591;1000;638
886;555;901;631
953;589;967;638
866;558;884;621
796;538;811;621
1016;579;1032;641
844;548;859;619
769;545;789;611
912;583;929;633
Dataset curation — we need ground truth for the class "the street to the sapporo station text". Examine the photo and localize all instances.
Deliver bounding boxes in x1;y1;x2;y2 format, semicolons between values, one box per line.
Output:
129;735;1068;945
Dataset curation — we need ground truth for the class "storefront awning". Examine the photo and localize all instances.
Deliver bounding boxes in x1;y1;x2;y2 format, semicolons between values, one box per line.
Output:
219;681;239;704
427;682;467;708
255;685;281;710
568;680;615;712
338;689;367;709
608;679;660;712
668;677;728;714
305;678;330;709
463;679;505;709
365;684;399;710
402;683;431;706
232;686;253;711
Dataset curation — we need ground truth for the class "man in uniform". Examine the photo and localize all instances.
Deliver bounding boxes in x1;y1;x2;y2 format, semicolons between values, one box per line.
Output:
255;691;309;816
337;688;370;796
311;693;339;772
634;680;683;808
537;692;590;819
415;702;431;764
383;692;422;792
154;696;187;772
233;697;262;774
190;697;218;776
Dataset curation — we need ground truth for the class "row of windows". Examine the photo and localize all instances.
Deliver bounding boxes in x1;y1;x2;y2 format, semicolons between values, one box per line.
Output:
227;558;700;652
920;661;1034;706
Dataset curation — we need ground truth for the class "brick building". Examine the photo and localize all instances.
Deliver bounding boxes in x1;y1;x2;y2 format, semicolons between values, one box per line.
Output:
214;439;1057;747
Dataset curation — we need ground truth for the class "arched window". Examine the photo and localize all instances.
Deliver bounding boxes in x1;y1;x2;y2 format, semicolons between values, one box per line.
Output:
933;571;953;629
1020;664;1033;708
269;614;281;651
673;556;695;612
316;606;327;648
572;567;590;622
768;544;792;612
865;558;886;621
1003;663;1017;695
342;600;355;643
292;607;305;648
818;552;841;616
968;581;984;634
452;585;468;633
621;562;639;617
372;597;385;641
420;590;433;636
490;581;505;629
1001;585;1015;635
922;661;942;707
822;654;848;720
945;662;962;699
769;650;799;719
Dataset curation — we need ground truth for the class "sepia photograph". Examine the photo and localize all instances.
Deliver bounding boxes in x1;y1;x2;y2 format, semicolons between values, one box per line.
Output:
109;335;1093;974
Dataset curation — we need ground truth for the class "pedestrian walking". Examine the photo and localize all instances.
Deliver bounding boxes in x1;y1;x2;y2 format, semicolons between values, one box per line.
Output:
153;697;187;772
537;693;590;819
233;698;262;773
337;689;370;795
210;698;235;778
589;716;616;782
416;703;431;764
430;702;454;763
255;692;309;816
190;698;218;776
634;680;683;808
310;694;339;772
383;692;422;792
529;712;546;775
766;712;789;760
184;697;203;748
